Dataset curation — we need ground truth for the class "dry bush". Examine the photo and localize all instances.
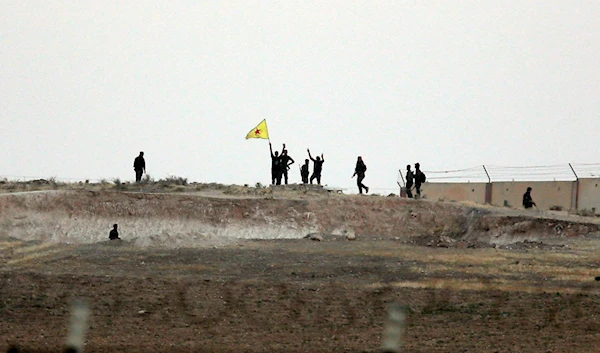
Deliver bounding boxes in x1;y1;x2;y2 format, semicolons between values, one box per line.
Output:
159;175;188;186
141;174;154;184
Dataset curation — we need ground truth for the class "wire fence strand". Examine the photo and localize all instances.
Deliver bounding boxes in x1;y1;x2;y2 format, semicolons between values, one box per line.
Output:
397;163;600;186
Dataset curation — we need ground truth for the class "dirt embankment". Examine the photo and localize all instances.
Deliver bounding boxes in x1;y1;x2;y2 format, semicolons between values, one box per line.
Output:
3;188;600;353
1;190;599;248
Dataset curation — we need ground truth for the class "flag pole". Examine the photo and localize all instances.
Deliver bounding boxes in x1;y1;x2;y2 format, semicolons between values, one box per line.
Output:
265;119;271;142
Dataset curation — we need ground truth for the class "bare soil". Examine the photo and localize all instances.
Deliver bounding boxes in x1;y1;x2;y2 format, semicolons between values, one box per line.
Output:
2;186;600;352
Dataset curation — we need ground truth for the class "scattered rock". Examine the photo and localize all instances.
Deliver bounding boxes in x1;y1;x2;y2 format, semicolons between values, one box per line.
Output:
304;233;323;241
332;227;355;240
439;236;455;244
26;179;50;185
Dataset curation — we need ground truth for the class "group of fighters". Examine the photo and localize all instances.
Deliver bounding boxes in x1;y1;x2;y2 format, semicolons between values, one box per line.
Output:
269;143;324;186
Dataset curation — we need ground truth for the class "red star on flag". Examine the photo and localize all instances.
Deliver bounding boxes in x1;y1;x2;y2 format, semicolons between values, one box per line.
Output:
254;129;261;135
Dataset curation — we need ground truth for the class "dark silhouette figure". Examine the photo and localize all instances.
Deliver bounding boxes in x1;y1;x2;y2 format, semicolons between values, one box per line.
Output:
352;156;369;194
300;159;310;184
280;144;295;184
405;164;414;198
523;187;537;209
109;224;120;240
414;162;424;197
307;149;324;185
133;152;146;183
269;143;284;185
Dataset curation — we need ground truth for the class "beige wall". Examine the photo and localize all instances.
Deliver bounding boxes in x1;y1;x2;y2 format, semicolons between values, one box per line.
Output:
490;181;574;210
421;182;487;204
577;178;600;213
418;178;600;212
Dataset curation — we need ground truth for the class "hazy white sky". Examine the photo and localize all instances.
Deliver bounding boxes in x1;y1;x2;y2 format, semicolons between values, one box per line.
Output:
2;1;599;193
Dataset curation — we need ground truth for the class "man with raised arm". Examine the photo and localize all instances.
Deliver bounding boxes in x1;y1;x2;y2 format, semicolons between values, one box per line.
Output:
269;143;283;185
279;143;295;185
307;149;324;185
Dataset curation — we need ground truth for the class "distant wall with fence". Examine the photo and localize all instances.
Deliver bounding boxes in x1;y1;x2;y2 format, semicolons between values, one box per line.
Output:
397;164;600;213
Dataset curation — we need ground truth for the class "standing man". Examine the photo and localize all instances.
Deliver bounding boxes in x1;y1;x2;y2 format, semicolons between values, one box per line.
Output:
133;152;146;183
405;164;414;198
300;159;310;184
280;144;295;185
352;156;369;194
523;187;537;209
414;162;424;198
269;143;283;185
307;149;324;185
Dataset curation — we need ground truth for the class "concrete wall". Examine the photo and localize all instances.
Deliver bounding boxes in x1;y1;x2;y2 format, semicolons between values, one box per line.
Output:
578;178;600;213
422;182;488;204
490;181;574;210
418;178;600;212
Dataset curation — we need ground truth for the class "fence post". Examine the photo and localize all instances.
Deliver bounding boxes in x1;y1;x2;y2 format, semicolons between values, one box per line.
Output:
482;165;491;184
483;165;492;204
397;170;407;197
569;163;579;210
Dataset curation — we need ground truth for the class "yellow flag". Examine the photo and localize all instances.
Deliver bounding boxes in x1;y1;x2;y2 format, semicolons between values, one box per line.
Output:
245;119;269;139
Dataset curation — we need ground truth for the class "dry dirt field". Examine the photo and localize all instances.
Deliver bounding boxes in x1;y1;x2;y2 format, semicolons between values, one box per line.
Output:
1;182;600;352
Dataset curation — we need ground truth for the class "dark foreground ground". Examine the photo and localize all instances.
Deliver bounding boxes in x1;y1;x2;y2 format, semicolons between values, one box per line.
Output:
2;236;600;353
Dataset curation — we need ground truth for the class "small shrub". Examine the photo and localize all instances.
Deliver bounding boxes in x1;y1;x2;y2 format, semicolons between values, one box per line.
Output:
159;175;188;186
47;176;65;189
141;174;154;184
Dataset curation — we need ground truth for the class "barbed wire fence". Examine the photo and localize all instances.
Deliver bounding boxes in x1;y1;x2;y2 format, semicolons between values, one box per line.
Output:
397;163;600;187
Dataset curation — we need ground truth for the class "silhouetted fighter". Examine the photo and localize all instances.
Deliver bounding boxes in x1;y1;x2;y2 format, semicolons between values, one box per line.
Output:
307;149;324;185
414;162;424;197
133;152;146;183
405;164;414;198
523;187;537;209
352;156;369;194
300;159;310;184
269;143;284;185
109;224;120;240
280;143;295;184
